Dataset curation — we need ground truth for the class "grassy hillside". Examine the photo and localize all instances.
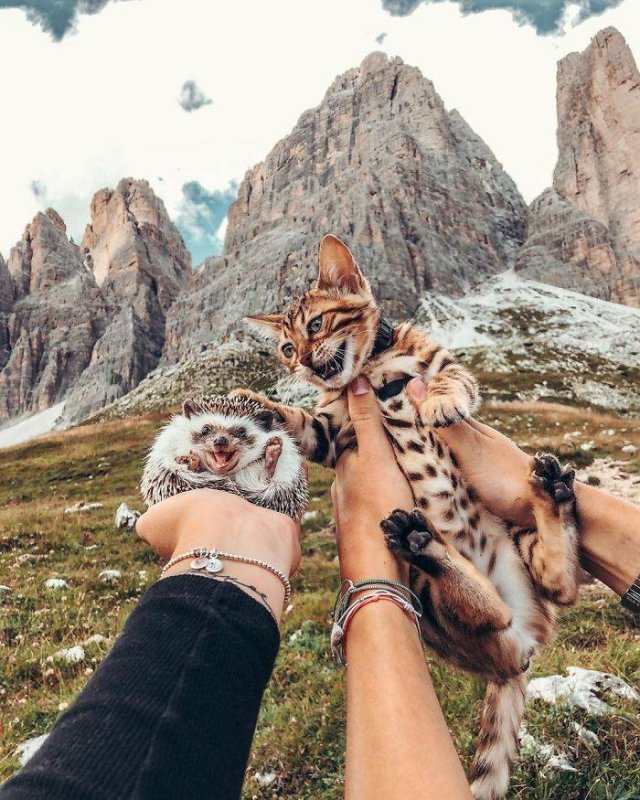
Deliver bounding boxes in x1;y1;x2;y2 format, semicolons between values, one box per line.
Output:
1;404;639;798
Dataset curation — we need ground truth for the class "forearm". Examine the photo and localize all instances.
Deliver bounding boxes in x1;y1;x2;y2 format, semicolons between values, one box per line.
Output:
345;602;471;800
575;482;640;595
1;577;279;800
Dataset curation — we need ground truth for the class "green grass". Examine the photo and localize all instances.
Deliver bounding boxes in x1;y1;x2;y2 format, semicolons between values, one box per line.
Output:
0;406;638;798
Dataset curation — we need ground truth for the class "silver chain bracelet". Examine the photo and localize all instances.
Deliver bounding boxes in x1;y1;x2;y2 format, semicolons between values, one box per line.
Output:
161;547;291;606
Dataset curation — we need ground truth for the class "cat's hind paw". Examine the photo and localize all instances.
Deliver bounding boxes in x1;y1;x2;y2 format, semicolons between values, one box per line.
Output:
531;452;575;506
381;508;435;559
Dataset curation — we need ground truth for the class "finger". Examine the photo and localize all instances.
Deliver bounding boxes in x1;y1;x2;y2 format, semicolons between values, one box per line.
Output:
346;376;389;457
407;376;427;407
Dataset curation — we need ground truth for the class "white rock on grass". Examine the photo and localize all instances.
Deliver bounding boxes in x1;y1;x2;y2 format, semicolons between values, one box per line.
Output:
14;734;48;766
519;731;577;773
99;569;121;583
44;578;68;590
0;584;12;594
254;771;277;787
64;501;104;515
621;443;638;454
83;634;108;646
51;645;85;664
115;502;141;530
572;722;600;747
302;510;318;523
527;666;639;715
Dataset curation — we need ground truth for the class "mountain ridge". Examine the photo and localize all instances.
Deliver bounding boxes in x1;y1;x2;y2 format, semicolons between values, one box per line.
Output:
0;27;638;435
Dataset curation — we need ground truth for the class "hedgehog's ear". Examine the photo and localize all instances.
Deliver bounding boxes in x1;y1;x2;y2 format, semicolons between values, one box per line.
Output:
182;399;200;419
317;234;366;294
245;313;284;341
254;409;276;431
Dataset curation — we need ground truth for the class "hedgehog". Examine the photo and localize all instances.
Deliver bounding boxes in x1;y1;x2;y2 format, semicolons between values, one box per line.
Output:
140;395;308;519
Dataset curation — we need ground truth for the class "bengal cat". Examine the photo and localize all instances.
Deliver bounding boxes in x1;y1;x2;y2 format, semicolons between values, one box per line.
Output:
237;234;580;799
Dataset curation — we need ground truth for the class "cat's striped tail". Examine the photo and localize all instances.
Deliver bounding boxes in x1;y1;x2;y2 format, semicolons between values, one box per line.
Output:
469;674;527;800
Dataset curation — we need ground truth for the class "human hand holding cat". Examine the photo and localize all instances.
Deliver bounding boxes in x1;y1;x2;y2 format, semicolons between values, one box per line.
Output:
331;375;413;584
407;377;535;526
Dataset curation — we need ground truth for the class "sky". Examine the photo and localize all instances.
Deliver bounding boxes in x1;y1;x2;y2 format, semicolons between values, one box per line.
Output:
0;0;638;266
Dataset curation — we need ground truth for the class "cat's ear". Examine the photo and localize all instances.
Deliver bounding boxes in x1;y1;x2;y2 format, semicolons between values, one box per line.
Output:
317;234;366;294
245;313;284;340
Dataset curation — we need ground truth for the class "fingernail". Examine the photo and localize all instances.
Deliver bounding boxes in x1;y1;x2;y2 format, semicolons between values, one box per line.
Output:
350;375;370;395
408;377;427;400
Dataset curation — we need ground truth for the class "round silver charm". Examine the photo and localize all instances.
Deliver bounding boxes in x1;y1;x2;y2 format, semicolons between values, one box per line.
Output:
190;556;210;570
205;557;224;574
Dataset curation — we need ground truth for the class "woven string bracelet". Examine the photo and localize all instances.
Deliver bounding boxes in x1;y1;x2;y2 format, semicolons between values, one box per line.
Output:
331;579;423;666
161;547;291;606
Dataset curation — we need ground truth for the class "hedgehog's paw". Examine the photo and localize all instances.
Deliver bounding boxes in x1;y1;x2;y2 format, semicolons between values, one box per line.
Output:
176;452;204;473
264;437;283;480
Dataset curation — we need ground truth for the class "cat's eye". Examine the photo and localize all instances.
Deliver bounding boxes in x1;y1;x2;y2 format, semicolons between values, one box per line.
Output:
281;343;295;358
308;315;323;334
201;424;212;436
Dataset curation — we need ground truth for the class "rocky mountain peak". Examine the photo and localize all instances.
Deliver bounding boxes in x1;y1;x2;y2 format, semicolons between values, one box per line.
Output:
7;208;92;298
554;27;640;262
82;177;192;310
0;178;193;425
167;51;526;361
517;27;640;306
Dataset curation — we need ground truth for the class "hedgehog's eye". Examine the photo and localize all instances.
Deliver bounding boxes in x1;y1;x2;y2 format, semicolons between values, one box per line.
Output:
201;424;213;437
281;343;295;359
308;315;322;335
235;427;246;439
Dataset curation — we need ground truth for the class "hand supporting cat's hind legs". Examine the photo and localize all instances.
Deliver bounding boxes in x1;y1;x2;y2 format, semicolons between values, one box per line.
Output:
513;452;580;606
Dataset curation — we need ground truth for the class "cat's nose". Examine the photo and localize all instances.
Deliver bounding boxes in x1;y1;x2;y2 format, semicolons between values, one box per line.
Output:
299;352;313;367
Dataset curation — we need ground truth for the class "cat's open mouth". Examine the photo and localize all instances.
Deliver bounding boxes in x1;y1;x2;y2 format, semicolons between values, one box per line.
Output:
314;341;347;381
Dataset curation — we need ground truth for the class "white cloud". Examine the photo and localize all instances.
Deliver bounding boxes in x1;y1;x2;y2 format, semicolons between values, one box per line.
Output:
0;0;638;259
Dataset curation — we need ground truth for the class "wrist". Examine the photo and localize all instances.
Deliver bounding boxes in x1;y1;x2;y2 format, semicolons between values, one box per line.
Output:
338;530;408;584
161;556;289;621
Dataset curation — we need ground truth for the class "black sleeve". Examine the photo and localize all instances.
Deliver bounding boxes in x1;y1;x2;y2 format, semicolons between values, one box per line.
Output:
1;575;280;800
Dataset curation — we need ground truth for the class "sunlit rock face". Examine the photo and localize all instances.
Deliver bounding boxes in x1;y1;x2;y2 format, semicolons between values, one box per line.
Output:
517;28;640;306
163;51;527;361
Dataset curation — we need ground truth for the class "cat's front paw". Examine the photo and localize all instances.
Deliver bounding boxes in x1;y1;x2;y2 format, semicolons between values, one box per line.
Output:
418;394;472;428
230;388;270;405
531;452;575;507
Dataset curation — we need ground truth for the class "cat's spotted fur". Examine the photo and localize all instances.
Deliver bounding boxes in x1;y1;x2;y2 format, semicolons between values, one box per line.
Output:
240;235;579;799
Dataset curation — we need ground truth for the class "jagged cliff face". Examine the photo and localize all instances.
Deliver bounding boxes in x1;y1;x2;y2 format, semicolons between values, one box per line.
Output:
0;210;107;421
0;182;192;425
163;52;526;362
517;28;640;305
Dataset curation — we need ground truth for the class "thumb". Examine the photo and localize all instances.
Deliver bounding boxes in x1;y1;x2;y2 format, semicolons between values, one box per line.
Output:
347;376;387;455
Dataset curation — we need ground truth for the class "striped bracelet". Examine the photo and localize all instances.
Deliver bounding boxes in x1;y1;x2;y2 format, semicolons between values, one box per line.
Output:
161;547;291;606
331;581;423;666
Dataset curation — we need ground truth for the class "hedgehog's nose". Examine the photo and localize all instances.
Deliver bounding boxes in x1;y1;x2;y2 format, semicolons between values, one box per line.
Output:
213;434;230;448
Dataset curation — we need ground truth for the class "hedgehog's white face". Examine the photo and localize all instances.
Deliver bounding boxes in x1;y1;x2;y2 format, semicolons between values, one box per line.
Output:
183;404;277;476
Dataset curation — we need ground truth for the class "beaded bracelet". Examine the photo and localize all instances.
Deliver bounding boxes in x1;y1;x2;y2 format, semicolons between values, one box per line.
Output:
161;547;291;606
